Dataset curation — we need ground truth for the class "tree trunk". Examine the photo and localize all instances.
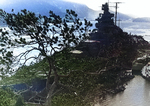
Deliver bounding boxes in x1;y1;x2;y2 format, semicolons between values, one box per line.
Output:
45;60;59;106
45;81;57;106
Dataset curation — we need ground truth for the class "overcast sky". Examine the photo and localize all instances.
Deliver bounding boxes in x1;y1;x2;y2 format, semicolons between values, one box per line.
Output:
65;0;149;18
0;0;149;18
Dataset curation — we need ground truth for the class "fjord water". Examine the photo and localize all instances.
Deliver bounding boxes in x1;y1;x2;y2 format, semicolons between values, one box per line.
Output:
96;75;150;106
120;20;150;41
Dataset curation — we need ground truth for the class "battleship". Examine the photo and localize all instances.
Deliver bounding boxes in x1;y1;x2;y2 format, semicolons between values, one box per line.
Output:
90;2;123;41
76;2;124;57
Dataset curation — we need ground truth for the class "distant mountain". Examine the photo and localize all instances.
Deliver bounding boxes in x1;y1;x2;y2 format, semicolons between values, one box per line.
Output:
0;0;132;21
133;17;150;22
0;0;100;20
117;12;132;21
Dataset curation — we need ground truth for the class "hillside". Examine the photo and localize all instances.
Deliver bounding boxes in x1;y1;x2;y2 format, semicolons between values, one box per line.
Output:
0;0;131;20
133;17;150;22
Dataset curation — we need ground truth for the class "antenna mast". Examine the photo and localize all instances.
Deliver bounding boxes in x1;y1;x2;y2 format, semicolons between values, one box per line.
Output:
114;2;122;25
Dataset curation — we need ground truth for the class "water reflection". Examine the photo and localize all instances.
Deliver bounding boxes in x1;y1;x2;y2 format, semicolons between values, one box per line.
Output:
96;75;150;106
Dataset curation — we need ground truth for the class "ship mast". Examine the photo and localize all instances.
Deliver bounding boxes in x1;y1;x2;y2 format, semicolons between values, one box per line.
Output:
108;1;122;26
114;2;122;25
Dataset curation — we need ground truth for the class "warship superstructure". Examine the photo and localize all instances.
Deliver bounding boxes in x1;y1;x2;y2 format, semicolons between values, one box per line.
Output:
90;3;123;41
76;3;123;57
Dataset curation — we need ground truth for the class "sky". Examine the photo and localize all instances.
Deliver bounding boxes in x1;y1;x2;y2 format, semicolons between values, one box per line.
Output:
64;0;150;18
0;0;149;18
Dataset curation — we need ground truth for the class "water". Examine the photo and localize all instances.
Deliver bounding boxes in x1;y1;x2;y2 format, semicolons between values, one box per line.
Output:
95;75;150;106
120;20;150;41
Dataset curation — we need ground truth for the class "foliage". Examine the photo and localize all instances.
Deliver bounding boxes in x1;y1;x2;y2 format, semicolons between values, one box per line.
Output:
15;96;25;106
0;87;17;106
0;9;92;105
0;59;48;86
56;55;107;93
52;93;91;106
0;87;25;106
0;9;92;74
